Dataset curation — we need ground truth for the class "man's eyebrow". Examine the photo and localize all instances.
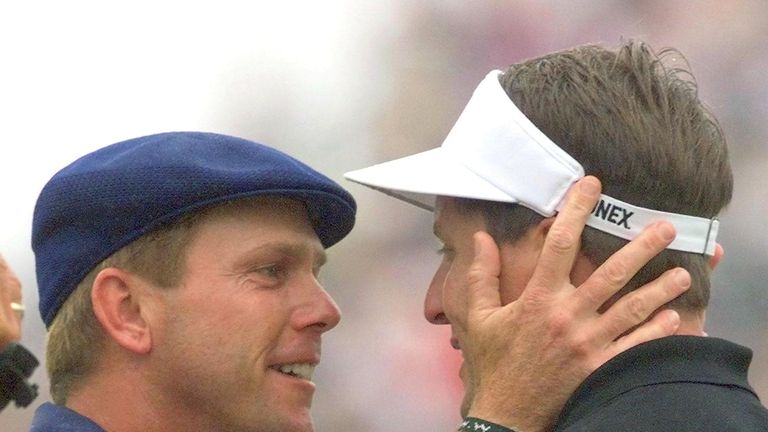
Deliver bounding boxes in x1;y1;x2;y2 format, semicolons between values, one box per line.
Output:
281;242;327;268
235;241;327;268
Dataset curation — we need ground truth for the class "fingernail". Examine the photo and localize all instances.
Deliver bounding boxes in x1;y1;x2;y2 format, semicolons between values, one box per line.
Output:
674;268;691;289
658;222;676;242
580;178;600;197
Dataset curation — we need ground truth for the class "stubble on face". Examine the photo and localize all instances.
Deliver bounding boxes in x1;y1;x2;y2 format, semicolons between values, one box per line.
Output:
432;198;489;418
432;198;545;420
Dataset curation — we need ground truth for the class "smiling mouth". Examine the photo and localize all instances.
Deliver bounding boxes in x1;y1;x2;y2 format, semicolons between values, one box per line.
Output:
270;363;316;381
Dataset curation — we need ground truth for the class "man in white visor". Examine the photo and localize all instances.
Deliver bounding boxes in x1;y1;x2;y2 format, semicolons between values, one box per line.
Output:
346;40;768;431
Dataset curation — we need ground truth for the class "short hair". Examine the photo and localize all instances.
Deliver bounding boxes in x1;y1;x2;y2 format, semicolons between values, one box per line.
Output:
46;210;200;404
46;197;306;403
462;40;732;312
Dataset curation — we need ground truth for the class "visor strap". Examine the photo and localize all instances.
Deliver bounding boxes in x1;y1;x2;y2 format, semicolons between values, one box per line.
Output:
583;194;719;256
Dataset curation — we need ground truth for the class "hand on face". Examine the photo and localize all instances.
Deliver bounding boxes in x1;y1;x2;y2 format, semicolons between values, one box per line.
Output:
0;254;23;350
460;176;699;432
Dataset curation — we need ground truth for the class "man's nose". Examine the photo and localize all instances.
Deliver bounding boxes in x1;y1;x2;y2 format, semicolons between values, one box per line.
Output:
424;268;449;325
292;277;342;332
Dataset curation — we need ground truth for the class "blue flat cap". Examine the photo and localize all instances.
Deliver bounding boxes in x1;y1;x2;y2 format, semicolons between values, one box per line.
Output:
32;131;356;326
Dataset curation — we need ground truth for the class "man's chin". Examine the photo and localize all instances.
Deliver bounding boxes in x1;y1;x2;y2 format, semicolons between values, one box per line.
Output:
460;392;472;418
459;363;472;417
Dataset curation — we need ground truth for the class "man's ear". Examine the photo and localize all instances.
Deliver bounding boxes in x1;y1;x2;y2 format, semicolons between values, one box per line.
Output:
536;216;595;285
709;243;724;270
538;216;556;232
91;268;154;355
536;217;556;245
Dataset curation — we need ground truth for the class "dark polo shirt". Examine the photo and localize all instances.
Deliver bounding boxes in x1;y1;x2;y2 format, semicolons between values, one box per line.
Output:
554;336;768;431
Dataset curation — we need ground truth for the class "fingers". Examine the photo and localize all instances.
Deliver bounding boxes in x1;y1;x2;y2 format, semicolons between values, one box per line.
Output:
0;254;23;347
466;231;503;314
530;176;602;292
609;309;681;357
0;254;22;303
573;220;677;311
595;267;690;343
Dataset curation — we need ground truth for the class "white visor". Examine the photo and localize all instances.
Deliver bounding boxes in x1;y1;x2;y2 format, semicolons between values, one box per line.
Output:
345;70;719;256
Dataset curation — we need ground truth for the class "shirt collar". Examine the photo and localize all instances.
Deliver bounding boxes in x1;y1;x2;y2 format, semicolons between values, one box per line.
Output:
30;402;107;432
555;336;756;429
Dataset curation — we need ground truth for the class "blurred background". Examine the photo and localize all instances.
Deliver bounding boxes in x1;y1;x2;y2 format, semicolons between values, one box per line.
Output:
1;1;766;430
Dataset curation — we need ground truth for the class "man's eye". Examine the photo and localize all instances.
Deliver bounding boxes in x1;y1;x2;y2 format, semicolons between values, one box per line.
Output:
436;246;454;256
254;264;285;279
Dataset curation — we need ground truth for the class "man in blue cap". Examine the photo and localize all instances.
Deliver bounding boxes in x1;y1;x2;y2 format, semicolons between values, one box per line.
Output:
19;131;683;431
28;132;356;432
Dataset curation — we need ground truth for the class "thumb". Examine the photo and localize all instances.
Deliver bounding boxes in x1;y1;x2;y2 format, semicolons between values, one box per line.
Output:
466;231;502;315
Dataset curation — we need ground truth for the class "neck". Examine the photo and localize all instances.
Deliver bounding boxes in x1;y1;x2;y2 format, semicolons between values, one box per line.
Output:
65;360;162;432
66;363;230;432
674;309;706;336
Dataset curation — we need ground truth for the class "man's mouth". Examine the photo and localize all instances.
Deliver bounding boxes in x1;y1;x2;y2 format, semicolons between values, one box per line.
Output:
270;363;316;381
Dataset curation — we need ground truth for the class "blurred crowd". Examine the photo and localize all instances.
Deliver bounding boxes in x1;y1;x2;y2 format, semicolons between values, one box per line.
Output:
3;1;766;430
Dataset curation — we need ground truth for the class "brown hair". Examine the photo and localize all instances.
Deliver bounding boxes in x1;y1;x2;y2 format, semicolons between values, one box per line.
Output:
46;213;198;404
464;40;732;312
46;197;301;404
